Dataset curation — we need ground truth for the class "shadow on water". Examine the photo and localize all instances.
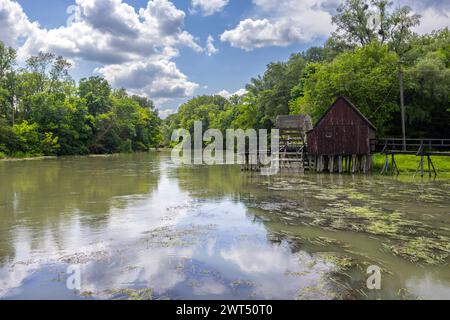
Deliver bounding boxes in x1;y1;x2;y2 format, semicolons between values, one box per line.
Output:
0;151;449;299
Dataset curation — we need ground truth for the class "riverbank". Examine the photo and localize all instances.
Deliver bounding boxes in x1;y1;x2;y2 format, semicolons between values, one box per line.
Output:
3;150;450;175
0;149;170;161
372;154;450;173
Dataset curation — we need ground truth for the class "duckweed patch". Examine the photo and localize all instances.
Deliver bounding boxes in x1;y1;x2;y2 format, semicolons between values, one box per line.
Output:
383;237;450;265
251;185;450;266
141;224;217;248
107;288;153;300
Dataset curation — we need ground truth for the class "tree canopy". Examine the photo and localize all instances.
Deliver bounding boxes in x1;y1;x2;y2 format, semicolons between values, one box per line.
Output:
165;0;448;141
0;46;161;158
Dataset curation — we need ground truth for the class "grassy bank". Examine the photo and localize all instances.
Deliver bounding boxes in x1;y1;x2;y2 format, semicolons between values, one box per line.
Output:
0;149;167;161
372;154;450;173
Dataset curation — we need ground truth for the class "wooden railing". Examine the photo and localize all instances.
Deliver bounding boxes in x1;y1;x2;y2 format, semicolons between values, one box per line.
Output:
370;138;450;177
370;138;450;156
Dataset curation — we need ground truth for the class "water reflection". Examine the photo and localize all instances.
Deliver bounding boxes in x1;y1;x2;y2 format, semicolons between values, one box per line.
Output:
0;152;449;299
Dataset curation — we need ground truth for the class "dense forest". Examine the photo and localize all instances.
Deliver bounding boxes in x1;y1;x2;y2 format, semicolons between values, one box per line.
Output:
164;0;449;143
1;0;449;158
0;50;161;158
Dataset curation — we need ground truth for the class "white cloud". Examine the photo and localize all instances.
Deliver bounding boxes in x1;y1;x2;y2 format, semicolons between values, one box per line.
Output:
191;0;229;16
0;0;40;46
414;7;450;34
0;0;204;102
158;108;177;118
220;0;334;50
206;35;218;56
97;58;198;101
220;0;449;51
216;88;247;99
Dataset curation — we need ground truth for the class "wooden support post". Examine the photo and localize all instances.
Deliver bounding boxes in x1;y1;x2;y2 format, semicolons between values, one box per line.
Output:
421;155;424;177
390;154;394;175
347;156;352;173
338;156;342;174
391;154;399;175
380;153;389;175
330;156;334;173
362;155;367;173
428;156;437;177
352;155;356;174
414;155;425;178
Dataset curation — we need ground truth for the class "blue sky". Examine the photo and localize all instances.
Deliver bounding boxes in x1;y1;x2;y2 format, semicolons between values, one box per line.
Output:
1;0;449;116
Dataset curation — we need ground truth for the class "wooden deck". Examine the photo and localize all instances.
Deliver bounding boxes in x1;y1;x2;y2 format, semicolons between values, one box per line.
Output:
371;138;450;177
241;137;450;177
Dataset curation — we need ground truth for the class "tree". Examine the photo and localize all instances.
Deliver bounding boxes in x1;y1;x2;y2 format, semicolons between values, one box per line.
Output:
0;42;17;124
0;44;163;157
332;0;421;146
79;77;112;116
332;0;378;46
290;43;399;136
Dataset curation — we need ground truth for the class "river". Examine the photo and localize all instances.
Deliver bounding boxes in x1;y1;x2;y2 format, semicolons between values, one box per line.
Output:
0;152;449;300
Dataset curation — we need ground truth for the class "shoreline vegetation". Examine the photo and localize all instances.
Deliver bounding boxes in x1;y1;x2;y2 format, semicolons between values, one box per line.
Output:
2;151;449;175
1;1;449;164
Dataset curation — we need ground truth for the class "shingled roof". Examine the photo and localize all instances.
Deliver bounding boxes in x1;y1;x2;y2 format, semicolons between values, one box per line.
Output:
314;96;377;131
275;115;313;131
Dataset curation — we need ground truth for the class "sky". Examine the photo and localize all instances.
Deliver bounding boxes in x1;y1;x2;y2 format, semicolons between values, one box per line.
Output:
0;0;449;117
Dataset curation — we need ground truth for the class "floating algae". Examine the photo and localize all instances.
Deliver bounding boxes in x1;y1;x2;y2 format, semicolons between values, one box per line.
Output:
383;237;450;265
107;288;153;300
367;221;398;236
230;280;255;288
141;224;217;248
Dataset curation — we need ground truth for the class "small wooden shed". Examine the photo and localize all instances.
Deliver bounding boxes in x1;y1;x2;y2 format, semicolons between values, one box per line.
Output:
276;115;313;132
306;96;376;173
272;115;313;172
276;115;313;149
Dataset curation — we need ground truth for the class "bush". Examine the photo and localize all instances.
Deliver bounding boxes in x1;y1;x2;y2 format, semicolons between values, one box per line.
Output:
118;139;133;153
40;132;60;155
12;121;42;156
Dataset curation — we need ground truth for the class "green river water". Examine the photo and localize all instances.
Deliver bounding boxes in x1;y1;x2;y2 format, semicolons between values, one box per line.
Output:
0;152;449;300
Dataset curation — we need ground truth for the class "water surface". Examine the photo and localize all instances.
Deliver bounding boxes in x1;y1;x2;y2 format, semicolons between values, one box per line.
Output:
0;152;449;300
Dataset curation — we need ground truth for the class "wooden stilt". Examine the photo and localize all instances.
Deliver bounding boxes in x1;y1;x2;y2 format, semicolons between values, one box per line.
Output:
390;154;395;175
351;155;356;174
339;156;342;174
414;155;425;178
428;155;437;177
380;153;389;175
362;155;367;173
420;155;424;177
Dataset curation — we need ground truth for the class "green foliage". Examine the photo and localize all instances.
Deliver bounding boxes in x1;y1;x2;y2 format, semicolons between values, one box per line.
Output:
79;76;112;116
290;42;399;136
40;132;60;155
12;121;42;155
164;5;448;144
0;43;162;158
1;0;448;156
